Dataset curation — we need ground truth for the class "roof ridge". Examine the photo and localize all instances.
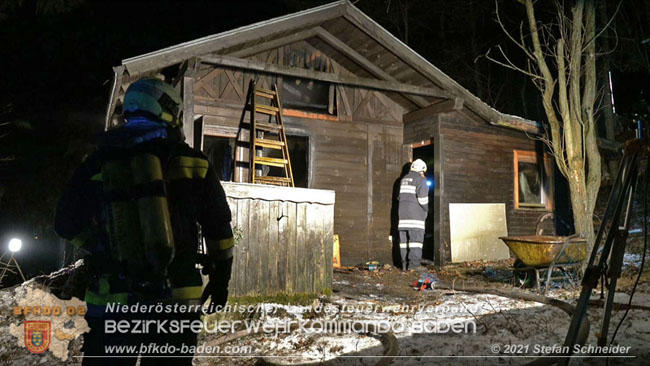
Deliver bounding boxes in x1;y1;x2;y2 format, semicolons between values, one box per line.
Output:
122;0;347;73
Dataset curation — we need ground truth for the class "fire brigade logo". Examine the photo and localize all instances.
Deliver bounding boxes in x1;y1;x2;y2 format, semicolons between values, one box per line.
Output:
24;321;51;354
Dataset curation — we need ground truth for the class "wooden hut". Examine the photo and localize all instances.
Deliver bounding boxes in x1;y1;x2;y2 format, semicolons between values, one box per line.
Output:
105;0;555;270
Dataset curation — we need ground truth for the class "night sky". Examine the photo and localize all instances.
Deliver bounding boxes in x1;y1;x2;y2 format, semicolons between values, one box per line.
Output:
0;0;648;285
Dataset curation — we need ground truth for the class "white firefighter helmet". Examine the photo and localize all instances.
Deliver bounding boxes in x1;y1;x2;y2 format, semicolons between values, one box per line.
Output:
410;159;427;173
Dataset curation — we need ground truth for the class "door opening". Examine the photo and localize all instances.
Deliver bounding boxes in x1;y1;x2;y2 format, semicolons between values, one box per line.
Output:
204;135;235;181
413;144;435;261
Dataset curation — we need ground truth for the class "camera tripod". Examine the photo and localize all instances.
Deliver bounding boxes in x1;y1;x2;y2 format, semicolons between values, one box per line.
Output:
560;137;649;365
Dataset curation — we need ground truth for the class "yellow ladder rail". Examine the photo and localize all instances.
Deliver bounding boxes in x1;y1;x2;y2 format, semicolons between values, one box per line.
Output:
244;80;295;187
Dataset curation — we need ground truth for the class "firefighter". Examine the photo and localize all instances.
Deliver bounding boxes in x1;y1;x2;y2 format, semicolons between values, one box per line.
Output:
54;78;234;365
398;159;429;271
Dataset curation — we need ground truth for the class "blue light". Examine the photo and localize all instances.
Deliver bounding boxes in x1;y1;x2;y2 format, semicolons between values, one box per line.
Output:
426;180;432;187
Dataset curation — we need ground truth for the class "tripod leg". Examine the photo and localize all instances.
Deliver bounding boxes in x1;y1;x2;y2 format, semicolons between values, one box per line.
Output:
597;155;645;346
598;230;628;346
559;151;639;366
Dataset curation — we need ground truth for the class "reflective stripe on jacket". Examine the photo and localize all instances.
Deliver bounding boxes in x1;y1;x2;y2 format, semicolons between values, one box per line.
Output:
398;171;429;230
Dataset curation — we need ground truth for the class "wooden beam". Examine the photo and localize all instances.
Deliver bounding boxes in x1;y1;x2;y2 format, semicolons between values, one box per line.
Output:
312;27;431;107
457;107;541;134
104;65;125;130
122;1;347;75
228;28;318;58
433;124;443;266
403;98;464;124
342;3;541;133
492;114;541;134
182;76;195;147
171;57;198;87
201;55;452;98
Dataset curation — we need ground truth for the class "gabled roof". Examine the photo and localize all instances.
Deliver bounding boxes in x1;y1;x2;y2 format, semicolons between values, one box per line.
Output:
117;0;539;132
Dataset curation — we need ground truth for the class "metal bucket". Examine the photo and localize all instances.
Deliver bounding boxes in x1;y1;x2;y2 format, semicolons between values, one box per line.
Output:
499;235;588;267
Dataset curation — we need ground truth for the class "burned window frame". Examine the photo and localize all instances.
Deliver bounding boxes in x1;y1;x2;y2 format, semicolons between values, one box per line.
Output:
279;76;337;120
513;150;553;210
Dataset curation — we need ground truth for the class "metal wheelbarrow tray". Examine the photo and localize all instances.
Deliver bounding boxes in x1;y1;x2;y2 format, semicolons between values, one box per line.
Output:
500;235;588;267
499;235;588;293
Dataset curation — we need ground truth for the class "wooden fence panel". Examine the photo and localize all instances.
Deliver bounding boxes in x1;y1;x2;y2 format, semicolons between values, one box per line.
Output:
222;182;335;296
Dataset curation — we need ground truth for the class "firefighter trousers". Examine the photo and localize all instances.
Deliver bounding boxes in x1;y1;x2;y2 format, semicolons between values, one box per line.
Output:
399;229;424;269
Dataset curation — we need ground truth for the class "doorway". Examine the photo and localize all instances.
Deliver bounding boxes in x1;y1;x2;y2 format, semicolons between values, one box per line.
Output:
413;143;435;261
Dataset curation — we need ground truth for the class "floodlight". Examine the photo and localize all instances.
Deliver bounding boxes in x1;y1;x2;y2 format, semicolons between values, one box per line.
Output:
8;238;22;253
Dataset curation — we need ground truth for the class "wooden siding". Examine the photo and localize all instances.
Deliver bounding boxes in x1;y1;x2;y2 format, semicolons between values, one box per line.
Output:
196;41;404;125
223;183;334;296
404;111;549;265
194;43;405;266
202;107;403;266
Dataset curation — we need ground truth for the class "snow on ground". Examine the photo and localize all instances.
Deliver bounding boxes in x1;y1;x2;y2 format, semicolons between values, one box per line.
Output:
1;263;648;366
195;271;650;366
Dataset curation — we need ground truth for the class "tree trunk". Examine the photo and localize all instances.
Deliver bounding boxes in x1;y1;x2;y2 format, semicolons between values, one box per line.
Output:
598;0;618;179
523;0;600;267
568;175;596;248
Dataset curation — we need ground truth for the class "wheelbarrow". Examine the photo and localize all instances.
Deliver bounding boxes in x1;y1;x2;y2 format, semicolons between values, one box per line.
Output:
499;215;588;294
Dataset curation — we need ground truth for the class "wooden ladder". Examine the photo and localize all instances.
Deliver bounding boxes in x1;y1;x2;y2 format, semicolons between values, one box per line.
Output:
245;80;294;187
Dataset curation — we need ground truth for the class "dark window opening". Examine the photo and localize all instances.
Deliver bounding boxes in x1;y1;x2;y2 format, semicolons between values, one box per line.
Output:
282;77;335;115
518;161;542;204
203;135;235;181
514;150;553;210
265;135;309;188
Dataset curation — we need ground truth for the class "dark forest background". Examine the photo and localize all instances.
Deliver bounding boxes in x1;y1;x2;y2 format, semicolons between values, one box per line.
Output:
0;0;648;280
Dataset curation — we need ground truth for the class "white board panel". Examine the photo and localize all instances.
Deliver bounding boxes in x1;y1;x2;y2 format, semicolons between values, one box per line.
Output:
449;203;510;262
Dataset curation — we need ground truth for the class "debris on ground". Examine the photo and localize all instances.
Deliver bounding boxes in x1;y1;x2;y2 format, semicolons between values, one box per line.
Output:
0;261;86;366
195;263;650;365
411;273;438;291
1;258;649;365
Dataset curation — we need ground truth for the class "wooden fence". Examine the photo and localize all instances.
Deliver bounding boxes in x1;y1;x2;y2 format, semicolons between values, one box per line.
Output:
221;182;335;296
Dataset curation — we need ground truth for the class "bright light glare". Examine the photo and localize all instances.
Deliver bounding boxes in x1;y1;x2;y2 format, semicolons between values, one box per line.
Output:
426;180;432;187
8;238;22;253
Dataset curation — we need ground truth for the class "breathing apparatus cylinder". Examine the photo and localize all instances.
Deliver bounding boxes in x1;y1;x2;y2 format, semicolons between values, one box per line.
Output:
102;152;175;287
130;153;175;275
102;160;145;268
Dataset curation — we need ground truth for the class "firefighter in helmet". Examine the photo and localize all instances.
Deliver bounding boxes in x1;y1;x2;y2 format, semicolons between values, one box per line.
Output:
54;78;234;365
397;159;429;271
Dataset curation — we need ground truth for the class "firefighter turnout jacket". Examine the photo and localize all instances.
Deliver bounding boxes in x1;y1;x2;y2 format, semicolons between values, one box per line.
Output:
55;129;233;313
398;170;429;230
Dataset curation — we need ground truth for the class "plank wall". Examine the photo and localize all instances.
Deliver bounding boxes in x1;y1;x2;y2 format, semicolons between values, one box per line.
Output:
404;111;551;264
194;42;406;266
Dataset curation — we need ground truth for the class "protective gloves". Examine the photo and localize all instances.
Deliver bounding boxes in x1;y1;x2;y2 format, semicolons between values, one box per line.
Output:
200;256;233;313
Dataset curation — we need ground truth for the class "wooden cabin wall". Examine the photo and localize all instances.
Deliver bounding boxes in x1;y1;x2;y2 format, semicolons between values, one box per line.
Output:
438;112;546;264
192;42;405;266
404;111;550;264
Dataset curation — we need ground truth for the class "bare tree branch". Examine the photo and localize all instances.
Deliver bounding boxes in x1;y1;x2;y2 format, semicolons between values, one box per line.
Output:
482;47;542;79
495;0;536;60
582;0;623;52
